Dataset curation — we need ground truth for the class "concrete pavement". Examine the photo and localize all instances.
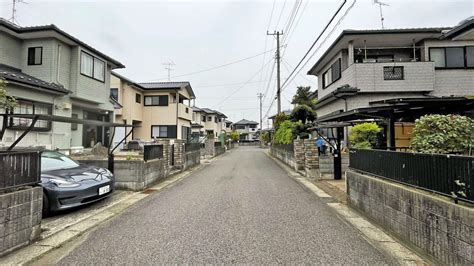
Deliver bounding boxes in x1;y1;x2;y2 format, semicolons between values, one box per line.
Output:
51;146;390;264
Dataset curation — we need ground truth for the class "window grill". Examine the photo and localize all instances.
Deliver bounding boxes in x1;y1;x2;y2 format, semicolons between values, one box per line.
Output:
383;66;404;80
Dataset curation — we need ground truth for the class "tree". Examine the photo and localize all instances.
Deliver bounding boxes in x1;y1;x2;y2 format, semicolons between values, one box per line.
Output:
229;131;239;142
0;79;17;111
410;114;474;154
273;112;288;131
289;104;316;123
349;122;381;149
291;86;313;106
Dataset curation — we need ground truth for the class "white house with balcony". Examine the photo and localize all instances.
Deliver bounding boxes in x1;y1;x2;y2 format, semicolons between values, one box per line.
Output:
232;119;258;142
191;106;227;141
307;17;474;149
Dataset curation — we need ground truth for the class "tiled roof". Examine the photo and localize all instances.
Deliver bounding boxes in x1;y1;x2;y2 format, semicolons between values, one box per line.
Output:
139;81;191;89
234;119;258;125
0;18;124;68
0;64;69;94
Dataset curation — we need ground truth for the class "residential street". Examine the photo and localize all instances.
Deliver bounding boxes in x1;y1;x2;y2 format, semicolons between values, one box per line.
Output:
55;147;390;264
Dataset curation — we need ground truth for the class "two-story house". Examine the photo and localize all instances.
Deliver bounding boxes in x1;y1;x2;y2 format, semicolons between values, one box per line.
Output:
307;17;474;148
0;19;124;150
110;73;196;141
232;119;259;142
190;106;228;140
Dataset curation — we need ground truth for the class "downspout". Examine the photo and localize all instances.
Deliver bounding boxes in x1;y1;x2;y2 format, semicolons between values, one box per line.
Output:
176;90;179;138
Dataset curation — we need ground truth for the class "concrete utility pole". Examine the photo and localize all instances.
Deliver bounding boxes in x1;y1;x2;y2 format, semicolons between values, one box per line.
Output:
267;30;283;113
257;93;264;131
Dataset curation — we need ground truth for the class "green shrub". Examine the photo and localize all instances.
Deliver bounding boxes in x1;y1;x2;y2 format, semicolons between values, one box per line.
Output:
291;121;311;139
349;122;381;149
261;132;270;143
274;120;294;144
410;114;474;154
229;131;239;142
273;112;288;131
289;104;316;123
0;79;17;110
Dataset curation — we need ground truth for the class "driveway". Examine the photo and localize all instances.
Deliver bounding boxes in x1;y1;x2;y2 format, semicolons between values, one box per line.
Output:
57;146;390;264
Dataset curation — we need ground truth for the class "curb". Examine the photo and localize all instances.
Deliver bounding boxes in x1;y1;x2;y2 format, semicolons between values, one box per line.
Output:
264;151;427;266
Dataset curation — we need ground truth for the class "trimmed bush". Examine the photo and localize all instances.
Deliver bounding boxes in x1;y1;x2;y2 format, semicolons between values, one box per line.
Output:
410;114;474;154
349;122;381;149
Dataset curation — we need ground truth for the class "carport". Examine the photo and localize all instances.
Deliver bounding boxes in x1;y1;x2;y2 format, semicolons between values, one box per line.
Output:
313;96;474;180
0;113;138;173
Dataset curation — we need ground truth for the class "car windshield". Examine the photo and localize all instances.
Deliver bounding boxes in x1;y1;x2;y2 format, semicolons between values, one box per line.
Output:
41;151;80;172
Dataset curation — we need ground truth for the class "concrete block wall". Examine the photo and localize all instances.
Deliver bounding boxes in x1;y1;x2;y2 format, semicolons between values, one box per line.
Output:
173;139;185;170
319;154;349;179
293;140;305;171
347;170;474;265
214;146;226;156
303;139;319;179
270;145;295;169
156;139;170;172
184;150;200;170
0;187;42;256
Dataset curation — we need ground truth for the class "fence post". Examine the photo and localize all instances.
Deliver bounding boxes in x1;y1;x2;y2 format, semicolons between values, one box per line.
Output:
174;139;185;170
304;139;319;180
293;139;305;171
155;139;170;173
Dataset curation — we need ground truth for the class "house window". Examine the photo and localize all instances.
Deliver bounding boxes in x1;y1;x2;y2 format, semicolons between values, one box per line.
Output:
144;95;168;106
80;51;105;82
235;125;245;130
207;116;212;121
383;66;404;80
429;47;474;69
8;100;52;131
151;125;177;138
71;114;78;130
135;93;141;103
201;115;206;122
27;47;42;65
110;88;118;101
214;117;218;123
185;107;189;113
322;59;341;88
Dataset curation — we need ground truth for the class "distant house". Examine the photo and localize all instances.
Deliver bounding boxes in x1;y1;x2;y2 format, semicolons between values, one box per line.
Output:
0;18;125;150
111;72;196;142
268;110;292;129
191;106;227;140
232;119;259;141
307;17;474;148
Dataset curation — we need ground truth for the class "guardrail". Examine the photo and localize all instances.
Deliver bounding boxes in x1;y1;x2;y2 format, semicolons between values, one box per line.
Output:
349;149;474;204
143;144;164;162
0;150;42;190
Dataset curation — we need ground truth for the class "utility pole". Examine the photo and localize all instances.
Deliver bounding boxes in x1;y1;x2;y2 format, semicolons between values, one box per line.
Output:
257;93;264;131
162;61;175;81
267;30;283;113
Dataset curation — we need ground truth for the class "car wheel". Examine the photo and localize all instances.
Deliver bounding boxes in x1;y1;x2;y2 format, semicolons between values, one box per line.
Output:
42;192;50;217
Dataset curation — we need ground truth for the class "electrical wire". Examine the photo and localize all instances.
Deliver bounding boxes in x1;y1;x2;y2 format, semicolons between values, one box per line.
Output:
280;0;348;90
210;58;274;109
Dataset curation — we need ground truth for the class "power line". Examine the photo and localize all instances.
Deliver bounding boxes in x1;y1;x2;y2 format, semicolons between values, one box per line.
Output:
196;79;270;88
259;0;277;94
281;0;309;58
210;58;274;109
281;0;357;92
274;0;287;30
280;0;348;90
145;47;278;82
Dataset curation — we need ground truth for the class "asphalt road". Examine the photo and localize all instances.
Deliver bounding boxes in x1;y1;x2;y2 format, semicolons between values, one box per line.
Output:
58;146;390;264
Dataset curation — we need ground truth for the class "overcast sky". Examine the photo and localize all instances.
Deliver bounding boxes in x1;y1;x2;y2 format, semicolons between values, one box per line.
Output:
1;0;473;126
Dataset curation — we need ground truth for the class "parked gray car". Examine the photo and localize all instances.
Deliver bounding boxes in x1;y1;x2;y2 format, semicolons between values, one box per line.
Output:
40;151;115;215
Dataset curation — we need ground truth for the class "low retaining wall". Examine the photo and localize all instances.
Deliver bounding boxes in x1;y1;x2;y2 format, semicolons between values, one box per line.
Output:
270;146;295;169
0;187;42;256
214;146;226;156
319;154;349;179
184;150;200;170
78;158;169;191
347;169;473;265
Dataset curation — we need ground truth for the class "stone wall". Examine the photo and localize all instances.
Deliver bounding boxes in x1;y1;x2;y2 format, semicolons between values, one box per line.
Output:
293;140;305;171
347;170;473;265
303;139;319;179
270;145;295;169
173;139;185;170
214;145;226;156
0;187;42;256
78;158;169;191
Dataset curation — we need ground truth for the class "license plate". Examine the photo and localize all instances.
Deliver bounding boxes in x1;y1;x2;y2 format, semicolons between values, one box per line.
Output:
98;185;110;195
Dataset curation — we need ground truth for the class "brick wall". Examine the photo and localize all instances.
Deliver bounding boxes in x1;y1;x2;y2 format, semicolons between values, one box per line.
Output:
173;139;185;170
293;140;305;171
0;187;42;256
347;170;473;265
303;139;319;179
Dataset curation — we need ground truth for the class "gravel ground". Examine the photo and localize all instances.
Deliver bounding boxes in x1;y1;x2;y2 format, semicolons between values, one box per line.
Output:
58;146;390;264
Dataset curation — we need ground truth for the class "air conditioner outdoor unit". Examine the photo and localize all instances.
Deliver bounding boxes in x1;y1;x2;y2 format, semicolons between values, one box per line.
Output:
62;102;72;110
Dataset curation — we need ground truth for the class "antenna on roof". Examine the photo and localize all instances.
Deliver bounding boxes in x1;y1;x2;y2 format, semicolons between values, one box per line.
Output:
162;60;175;81
373;0;389;29
9;0;28;25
